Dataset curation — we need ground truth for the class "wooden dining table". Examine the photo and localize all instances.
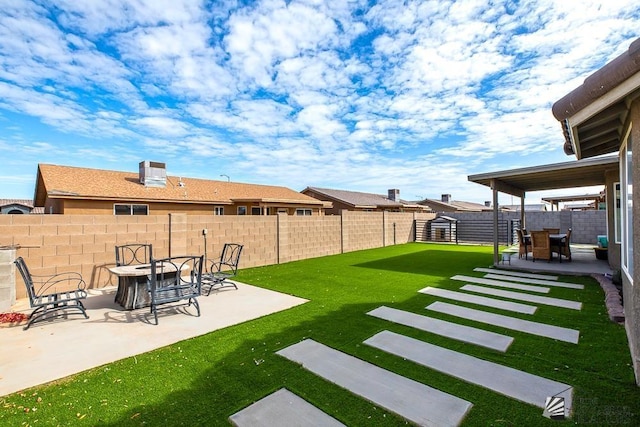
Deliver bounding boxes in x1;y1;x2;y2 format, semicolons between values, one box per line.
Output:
108;262;187;309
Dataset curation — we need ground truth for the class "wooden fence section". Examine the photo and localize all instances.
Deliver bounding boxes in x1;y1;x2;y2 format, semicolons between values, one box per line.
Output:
0;211;436;300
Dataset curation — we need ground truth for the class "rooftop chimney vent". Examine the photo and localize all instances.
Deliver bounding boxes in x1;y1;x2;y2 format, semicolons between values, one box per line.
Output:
139;161;167;188
485;201;491;207
388;189;400;202
441;194;451;203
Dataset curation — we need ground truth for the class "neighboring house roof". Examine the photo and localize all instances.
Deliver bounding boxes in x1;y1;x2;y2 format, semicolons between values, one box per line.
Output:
34;164;325;207
419;198;496;212
0;199;43;214
302;187;428;210
0;199;34;208
553;37;640;159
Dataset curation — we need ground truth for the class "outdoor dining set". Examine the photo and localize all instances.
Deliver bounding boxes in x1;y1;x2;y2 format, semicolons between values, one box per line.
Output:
516;228;571;263
14;243;243;330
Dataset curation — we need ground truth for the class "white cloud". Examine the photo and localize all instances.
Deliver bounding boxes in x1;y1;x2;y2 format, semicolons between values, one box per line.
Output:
0;0;638;201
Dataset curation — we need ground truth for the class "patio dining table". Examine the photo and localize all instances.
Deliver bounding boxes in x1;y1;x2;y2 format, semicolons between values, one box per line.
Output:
108;262;187;309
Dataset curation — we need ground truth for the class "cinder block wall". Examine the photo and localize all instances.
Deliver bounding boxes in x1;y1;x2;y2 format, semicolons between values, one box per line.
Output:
0;211;435;302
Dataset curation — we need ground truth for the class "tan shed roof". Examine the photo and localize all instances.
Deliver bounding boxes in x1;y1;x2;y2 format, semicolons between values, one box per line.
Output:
34;164;323;207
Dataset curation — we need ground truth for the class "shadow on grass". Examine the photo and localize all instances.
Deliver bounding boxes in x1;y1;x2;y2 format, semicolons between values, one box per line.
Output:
353;249;494;276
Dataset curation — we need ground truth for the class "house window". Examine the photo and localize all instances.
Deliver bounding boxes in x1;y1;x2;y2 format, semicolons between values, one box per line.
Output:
114;204;148;215
614;182;621;244
296;209;312;216
621;136;634;282
251;207;262;215
237;206;247;215
214;206;224;215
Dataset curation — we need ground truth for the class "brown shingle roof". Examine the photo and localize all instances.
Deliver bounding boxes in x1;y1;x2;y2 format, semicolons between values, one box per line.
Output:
303;187;426;210
35;164;323;206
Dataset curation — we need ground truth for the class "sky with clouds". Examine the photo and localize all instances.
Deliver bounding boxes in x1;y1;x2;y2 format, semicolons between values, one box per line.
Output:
1;0;638;205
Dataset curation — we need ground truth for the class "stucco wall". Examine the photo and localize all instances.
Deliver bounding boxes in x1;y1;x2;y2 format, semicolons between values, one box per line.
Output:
623;100;640;385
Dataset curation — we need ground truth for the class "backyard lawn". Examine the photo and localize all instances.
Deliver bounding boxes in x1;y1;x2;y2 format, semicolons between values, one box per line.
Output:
1;243;638;426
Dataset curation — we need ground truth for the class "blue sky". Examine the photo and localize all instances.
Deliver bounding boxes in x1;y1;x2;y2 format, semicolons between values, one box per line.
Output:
1;0;638;204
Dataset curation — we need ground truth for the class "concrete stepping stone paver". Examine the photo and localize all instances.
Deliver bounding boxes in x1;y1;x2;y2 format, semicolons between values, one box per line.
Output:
229;388;345;427
364;330;573;417
474;268;559;280
451;275;550;293
277;339;473;426
426;301;580;344
460;285;582;310
483;273;584;290
419;287;537;314
368;306;513;352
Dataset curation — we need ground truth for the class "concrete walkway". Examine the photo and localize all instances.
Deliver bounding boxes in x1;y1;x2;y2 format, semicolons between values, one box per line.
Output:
229;388;345;427
451;275;551;293
427;301;580;344
365;331;573;417
483;273;584;290
460;285;582;310
473;268;559;280
277;339;473;426
419;287;538;314
368;306;513;352
0;282;307;397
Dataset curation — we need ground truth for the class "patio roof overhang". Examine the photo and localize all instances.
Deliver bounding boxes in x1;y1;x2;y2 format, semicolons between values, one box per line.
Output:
467;155;619;264
552;37;640;160
467;156;619;197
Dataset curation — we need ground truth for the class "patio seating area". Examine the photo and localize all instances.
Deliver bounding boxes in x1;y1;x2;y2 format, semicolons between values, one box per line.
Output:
501;244;612;276
0;282;307;397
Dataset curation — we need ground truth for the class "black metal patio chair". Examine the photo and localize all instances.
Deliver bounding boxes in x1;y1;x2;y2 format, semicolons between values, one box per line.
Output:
14;256;88;330
148;255;203;325
202;243;243;296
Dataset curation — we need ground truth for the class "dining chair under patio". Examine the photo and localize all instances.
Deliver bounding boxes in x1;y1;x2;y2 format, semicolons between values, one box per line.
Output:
516;229;530;260
531;230;551;262
553;228;572;261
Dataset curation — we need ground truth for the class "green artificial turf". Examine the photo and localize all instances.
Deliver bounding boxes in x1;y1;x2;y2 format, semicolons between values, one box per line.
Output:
2;243;638;426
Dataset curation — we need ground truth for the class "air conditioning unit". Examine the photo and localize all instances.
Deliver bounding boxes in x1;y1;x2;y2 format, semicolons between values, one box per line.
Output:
139;161;167;188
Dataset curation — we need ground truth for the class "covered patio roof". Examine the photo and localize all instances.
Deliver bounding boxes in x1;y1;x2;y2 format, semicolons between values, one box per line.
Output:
468;155;619;264
468;155;619;198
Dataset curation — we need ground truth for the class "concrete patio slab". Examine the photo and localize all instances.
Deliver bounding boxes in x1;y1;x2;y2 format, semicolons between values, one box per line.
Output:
483;273;584;290
365;330;573;417
368;306;513;352
0;282;308;397
474;268;559;281
277;339;472;427
451;275;550;293
460;285;582;310
426;302;580;344
418;287;537;314
229;388;345;427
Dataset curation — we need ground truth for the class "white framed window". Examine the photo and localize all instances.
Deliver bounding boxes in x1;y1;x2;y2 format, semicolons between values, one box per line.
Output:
296;208;312;216
214;206;224;215
114;204;148;215
237;206;247;215
621;134;634;282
